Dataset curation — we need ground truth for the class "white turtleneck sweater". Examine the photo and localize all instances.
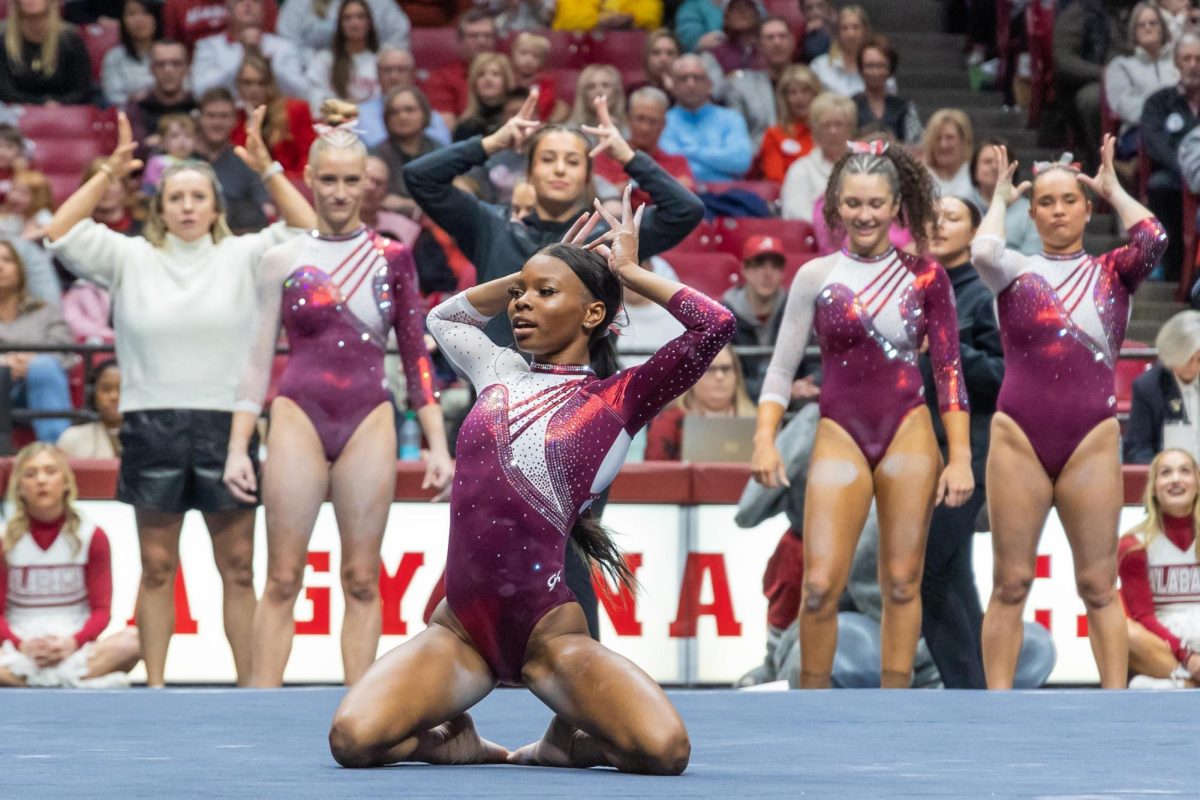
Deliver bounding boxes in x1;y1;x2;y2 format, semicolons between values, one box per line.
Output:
46;219;297;413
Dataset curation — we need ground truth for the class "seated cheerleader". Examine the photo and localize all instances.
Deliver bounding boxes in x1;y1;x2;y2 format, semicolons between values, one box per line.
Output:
328;188;735;773
0;444;141;687
1120;448;1200;688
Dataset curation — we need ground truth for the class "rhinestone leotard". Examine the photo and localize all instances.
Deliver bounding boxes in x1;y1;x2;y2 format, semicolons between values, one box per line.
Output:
235;228;436;461
760;248;968;468
970;218;1168;478
427;287;735;685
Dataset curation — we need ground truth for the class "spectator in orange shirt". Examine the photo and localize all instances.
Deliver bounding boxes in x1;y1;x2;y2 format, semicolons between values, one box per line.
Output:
758;64;818;183
422;9;497;132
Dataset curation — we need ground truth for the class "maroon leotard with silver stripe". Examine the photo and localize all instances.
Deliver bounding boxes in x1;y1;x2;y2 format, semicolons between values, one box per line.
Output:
427;287;734;685
971;218;1167;477
760;248;967;467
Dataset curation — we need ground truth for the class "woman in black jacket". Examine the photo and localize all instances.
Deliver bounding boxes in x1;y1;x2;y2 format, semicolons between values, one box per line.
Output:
404;89;705;349
920;195;1005;688
1125;310;1200;464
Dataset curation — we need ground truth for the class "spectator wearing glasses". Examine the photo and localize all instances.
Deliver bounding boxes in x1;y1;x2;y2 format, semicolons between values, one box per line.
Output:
423;10;497;131
659;54;752;182
126;41;197;147
720;16;799;149
358;47;451;149
645;343;756;461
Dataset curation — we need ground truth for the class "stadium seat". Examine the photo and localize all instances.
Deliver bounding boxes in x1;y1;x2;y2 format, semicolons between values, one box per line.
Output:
713;217;818;259
20;106;118;204
1114;342;1153;416
587;30;648;69
548;30;590;70
660;251;741;300
81;20;120;82
782;251;818;288
663;218;716;252
410;27;460;79
763;0;805;35
553;68;581;106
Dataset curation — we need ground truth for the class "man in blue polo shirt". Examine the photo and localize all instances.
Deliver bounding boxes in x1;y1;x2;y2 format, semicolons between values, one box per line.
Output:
660;54;753;183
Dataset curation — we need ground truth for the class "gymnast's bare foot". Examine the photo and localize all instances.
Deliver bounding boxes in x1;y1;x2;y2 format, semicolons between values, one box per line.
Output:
413;714;509;765
508;715;607;769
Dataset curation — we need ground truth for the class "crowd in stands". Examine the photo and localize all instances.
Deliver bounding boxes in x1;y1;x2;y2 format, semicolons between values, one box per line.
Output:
1;0;1200;689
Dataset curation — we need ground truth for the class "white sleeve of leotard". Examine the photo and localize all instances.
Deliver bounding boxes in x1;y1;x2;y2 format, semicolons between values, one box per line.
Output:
233;243;292;415
970;234;1029;295
427;292;513;391
758;254;828;409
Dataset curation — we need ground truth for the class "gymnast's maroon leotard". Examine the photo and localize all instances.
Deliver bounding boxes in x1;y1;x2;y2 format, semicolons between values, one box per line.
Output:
971;218;1168;478
759;247;968;467
235;228;436;460
426;287;734;685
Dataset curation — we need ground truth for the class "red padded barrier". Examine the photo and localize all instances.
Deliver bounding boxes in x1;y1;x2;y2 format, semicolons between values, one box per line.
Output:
691;463;752;505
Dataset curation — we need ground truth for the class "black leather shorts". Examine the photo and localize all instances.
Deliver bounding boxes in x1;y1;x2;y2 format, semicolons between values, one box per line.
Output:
117;409;259;514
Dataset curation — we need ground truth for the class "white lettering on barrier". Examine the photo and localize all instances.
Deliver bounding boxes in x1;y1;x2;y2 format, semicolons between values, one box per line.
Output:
85;501;1142;685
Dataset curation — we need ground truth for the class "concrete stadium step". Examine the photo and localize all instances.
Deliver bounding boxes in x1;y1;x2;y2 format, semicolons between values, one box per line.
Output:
1131;297;1185;322
1137;281;1182;302
908;88;1001;112
859;0;943;33
1129;319;1173;342
896;68;971;91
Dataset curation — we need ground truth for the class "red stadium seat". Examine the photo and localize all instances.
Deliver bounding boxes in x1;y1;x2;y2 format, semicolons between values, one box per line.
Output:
21;106;119;204
554;68;581;106
663;219;716;252
1026;0;1056;129
713;217;818;259
548;30;591;70
410;27;460;78
782;251;818;288
763;0;805;35
660;251;741;300
698;180;782;206
587;30;648;69
1114;342;1153;416
81;20;120;82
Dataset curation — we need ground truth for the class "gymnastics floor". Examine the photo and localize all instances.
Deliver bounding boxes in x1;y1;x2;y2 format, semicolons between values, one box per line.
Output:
3;687;1191;799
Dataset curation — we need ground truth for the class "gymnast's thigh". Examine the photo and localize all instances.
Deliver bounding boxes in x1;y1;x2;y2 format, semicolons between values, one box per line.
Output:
802;418;876;587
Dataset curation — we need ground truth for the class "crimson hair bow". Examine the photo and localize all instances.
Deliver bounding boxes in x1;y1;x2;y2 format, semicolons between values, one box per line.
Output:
847;139;890;156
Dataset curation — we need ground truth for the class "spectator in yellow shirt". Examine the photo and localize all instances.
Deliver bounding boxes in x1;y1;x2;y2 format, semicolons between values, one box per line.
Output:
553;0;663;31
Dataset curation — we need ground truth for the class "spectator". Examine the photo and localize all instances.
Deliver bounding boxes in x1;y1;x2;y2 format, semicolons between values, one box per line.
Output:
1103;2;1177;158
0;241;73;442
360;155;418;245
304;0;382;112
5;237;61;308
631;27;680;98
675;0;735;54
403;93;705;346
0;125;24;205
453;53;515;142
191;0;305;99
423;10;497;131
231;53;316;181
645;343;755;460
758;64;818;183
0;0;92;105
125;41;196;146
462;87;532;205
0;444;141;688
567;64;628;132
100;0;160;107
57;360;122;457
700;0;765;80
615;256;685;369
594;86;695;206
1051;0;1125;164
720;16;797;149
162;0;279;53
0;170;53;242
509;179;536;220
659;54;752;182
968;138;1040;256
370;86;440;218
800;0;835;62
852;35;922;145
487;0;555;33
1125;310;1200;464
194;87;272;232
780;91;854;222
721;235;787;401
923;108;974;198
1142;33;1200;281
277;0;409;56
80;157;142;236
1160;0;1194;45
357;47;451;149
510;32;567;123
141;113;198;193
553;0;661;30
810;4;872;96
1119;448;1200;688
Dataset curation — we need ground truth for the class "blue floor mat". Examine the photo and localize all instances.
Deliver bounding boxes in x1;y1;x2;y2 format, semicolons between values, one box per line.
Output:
2;687;1192;799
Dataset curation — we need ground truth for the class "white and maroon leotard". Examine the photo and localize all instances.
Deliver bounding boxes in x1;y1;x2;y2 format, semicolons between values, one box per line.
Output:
427;286;734;685
1120;514;1200;663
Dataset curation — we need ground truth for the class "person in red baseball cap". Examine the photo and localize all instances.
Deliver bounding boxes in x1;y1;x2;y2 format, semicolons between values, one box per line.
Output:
721;234;795;402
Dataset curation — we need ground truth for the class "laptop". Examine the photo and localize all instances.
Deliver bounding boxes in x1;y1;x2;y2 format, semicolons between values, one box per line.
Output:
679;416;758;463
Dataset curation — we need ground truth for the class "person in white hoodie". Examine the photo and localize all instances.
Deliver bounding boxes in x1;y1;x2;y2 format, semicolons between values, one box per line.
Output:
1103;2;1179;157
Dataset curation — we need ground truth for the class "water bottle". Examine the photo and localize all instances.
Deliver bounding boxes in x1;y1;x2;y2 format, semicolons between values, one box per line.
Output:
399;410;421;461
